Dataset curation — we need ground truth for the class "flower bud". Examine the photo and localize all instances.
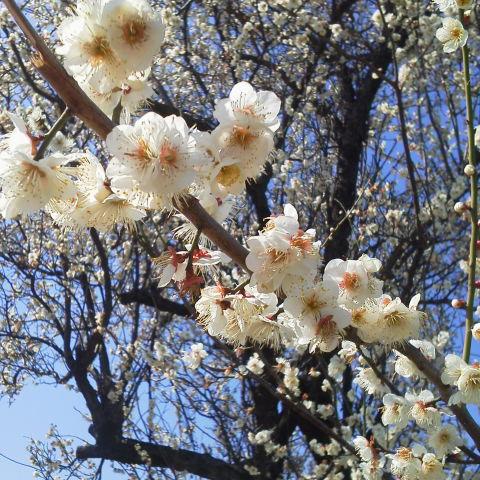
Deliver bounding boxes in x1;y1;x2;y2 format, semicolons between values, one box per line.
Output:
472;323;480;340
454;202;468;214
464;164;476;177
452;299;466;309
476;280;480;289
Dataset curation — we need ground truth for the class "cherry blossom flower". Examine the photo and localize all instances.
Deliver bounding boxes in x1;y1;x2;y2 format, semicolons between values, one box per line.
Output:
420;453;445;480
453;364;480;405
106;113;205;207
196;284;282;347
195;285;231;337
211;123;275;193
154;245;229;287
428;424;463;457
388;447;422;480
283;282;351;352
354;367;388;396
405;390;441;430
393;351;426;379
409;339;436;359
442;356;480;404
0;153;75;219
57;1;127;87
103;0;165;73
0;113;38;156
49;152;145;231
214;81;281;132
246;204;320;294
57;0;164;90
441;354;467;386
338;340;357;363
442;356;480;403
381;393;409;429
0;114;75;218
353;436;375;462
79;69;154;117
182;343;207;370
225;286;282;348
246;353;265;375
436;18;468;53
323;255;383;308
369;294;424;346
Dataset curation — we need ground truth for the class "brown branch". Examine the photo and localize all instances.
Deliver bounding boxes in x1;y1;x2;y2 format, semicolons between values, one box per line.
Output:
398;342;480;450
3;0;250;271
346;330;480;449
76;439;253;480
119;286;190;315
2;0;115;139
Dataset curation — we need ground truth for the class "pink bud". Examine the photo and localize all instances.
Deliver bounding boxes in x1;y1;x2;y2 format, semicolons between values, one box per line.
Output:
452;299;466;309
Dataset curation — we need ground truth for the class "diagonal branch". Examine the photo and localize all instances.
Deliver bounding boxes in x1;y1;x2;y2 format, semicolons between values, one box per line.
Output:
3;0;250;271
398;342;480;450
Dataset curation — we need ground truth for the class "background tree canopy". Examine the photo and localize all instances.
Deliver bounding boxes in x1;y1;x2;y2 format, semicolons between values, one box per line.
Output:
0;0;479;479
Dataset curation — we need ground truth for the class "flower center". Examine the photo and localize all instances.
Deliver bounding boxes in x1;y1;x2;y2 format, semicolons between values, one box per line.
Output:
84;36;115;66
451;27;463;41
266;247;288;265
303;295;325;314
314;315;336;338
339;272;360;291
290;231;312;252
121;18;148;47
439;433;450;443
396;447;412;461
216;164;241;187
159;142;178;166
384;311;404;327
351;308;366;326
133;138;156;164
235;105;257;117
466;370;480;389
230;126;256;148
21;162;46;179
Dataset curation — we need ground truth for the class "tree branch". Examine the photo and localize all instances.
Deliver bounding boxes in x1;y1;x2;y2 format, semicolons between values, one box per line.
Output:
3;0;250;271
76;439;253;480
119;286;190;315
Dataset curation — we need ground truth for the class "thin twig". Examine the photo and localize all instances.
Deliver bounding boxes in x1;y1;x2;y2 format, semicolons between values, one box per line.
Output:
460;9;477;363
34;107;71;160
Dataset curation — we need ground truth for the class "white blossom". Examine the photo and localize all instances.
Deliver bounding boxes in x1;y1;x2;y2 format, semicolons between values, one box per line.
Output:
246;204;320;294
436;18;468;53
323;255;383;308
428;424;463;457
182;343;207;370
106;113;206;207
283;282;351;352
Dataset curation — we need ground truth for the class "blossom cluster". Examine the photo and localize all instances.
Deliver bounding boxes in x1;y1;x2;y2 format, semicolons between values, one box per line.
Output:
0;0;282;237
196;204;425;354
0;85;279;235
56;0;163;116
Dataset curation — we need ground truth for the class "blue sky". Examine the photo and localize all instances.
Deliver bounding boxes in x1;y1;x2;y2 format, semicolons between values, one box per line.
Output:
0;384;116;479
